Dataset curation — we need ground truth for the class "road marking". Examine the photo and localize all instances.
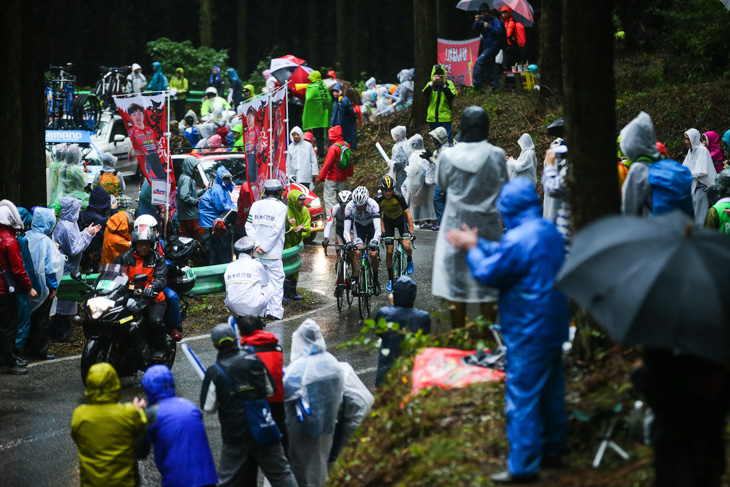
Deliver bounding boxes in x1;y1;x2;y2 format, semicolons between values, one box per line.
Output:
0;428;67;452
355;366;377;375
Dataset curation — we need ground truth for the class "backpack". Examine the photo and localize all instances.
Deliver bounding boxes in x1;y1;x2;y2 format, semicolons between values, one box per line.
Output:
646;159;694;217
335;142;352;170
99;171;120;196
515;22;526;47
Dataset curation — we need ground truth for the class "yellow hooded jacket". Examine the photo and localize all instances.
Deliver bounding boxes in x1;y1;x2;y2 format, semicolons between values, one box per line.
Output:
71;363;147;487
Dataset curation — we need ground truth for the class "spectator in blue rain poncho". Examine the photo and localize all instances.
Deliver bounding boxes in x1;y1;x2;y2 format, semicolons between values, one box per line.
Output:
284;319;345;487
448;177;569;484
148;62;169;92
226;68;243;110
14;208;40;358
199;166;236;265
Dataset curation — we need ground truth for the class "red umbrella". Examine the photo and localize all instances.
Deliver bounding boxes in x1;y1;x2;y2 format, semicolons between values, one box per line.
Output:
288;65;314;100
270;55;307;85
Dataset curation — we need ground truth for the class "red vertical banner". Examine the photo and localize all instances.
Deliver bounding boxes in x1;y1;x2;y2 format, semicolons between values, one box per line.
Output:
237;94;269;200
114;94;177;217
270;86;288;187
437;37;482;87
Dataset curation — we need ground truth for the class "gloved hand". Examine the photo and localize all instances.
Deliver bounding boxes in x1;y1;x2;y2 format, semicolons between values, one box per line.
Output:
420;149;433;160
322;237;329;248
345;242;355;252
369;240;380;251
409;233;416;242
142;287;157;299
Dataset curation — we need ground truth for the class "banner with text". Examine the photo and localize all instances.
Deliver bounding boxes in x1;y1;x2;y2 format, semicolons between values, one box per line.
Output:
437;37;481;87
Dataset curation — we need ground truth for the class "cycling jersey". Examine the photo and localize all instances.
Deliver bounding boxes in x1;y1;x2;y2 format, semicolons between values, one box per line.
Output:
376;193;409;221
343;199;381;244
323;203;346;242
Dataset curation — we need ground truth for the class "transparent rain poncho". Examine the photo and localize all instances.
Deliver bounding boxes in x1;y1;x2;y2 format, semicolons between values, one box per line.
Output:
390;126;409;192
26;208;64;314
57;145;89;207
683;128;717;226
507;133;537;184
404;135;436;222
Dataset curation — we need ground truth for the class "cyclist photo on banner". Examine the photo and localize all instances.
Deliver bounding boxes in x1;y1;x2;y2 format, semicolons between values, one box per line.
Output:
343;186;382;296
376;175;415;292
114;94;169;182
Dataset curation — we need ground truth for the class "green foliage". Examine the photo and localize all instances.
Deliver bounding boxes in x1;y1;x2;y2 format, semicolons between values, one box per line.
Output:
651;0;730;81
146;38;229;91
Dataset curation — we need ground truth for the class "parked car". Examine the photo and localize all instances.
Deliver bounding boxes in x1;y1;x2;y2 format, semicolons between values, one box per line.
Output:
90;111;138;178
171;152;325;243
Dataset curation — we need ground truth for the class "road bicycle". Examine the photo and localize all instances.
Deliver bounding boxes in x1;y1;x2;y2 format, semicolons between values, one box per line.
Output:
94;66;131;110
355;243;379;319
383;235;416;284
324;243;354;312
45;63;101;131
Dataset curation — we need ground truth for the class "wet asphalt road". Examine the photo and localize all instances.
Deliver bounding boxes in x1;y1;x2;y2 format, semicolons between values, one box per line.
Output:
0;227;461;487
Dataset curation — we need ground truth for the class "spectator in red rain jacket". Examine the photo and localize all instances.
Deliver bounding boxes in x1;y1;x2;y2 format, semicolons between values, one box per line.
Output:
500;7;518;71
0;200;36;375
237;315;288;478
318;125;354;216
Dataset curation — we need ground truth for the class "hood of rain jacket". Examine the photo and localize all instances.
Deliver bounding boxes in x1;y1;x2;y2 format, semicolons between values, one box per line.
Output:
87;185;111;215
85;362;122;404
392;276;417;307
408;134;424;151
290;319;327;362
460;106;490;143
328;125;344;144
498;176;543;229
429;126;448;148
391;126;406;143
619;111;660;162
198;165;235;227
102;152;118;172
141;364;176;404
286;189;311;248
31;207;56;236
60;196;82;222
66;145;82;165
101;211;132;267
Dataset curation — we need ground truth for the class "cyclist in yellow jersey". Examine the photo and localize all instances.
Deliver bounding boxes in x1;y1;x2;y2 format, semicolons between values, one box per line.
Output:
376;175;415;292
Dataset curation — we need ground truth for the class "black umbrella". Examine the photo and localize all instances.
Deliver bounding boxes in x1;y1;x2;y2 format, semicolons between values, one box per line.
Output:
556;211;730;364
546;118;564;137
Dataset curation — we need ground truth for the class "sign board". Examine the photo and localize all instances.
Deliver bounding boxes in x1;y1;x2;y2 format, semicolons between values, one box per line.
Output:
45;130;92;144
437;37;482;87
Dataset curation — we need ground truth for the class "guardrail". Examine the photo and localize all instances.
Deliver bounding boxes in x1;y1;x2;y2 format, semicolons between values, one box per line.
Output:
56;242;304;301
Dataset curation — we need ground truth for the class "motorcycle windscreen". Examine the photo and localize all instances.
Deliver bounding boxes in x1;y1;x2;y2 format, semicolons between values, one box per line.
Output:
94;263;129;295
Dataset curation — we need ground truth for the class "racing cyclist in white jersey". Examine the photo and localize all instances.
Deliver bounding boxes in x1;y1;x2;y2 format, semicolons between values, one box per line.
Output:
343;186;382;295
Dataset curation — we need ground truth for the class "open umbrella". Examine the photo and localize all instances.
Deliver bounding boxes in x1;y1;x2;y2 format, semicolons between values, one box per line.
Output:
456;0;534;26
556;211;730;365
288;65;314;100
270;55;307;85
546;118;564;137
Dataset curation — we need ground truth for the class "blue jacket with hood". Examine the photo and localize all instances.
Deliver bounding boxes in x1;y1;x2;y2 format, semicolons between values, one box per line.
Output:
375;276;431;386
198;165;235;228
467;178;569;351
141;365;218;487
148;62;169;92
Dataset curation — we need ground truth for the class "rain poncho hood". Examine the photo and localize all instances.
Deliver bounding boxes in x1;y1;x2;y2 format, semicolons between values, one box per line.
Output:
148;61;169;91
208;134;222;148
723;130;730;154
102;152;118;172
507;133;537;184
498;176;543;229
392;276;417;307
285;189;311;248
198;122;217;140
61;196;82;223
84;363;122;404
619;111;660;162
391;126;407;143
290;318;327;363
308;70;322;82
429;126;449;148
209;65;222;85
181;155;199;176
0;199;23;229
704;130;725;172
365;77;376;90
66;144;82;165
31;207;56;236
198;165;235;227
243;84;255;95
408;134;424;151
141;364;175;404
87;185;111;214
226;68;241;84
27;208;64;313
459;106;490;143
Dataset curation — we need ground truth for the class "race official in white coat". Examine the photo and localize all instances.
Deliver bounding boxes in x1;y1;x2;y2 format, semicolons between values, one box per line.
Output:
224;236;274;318
245;179;289;320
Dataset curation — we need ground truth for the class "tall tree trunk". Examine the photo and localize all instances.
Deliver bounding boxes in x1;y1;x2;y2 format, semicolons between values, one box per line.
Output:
335;0;346;78
563;0;619;230
410;0;438;132
308;2;319;67
116;0;128;63
436;0;448;38
199;0;213;47
236;0;247;76
538;0;563;100
349;0;366;81
0;0;46;207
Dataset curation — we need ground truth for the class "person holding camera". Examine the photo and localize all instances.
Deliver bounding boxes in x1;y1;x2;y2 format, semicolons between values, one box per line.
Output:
472;4;504;92
421;64;457;144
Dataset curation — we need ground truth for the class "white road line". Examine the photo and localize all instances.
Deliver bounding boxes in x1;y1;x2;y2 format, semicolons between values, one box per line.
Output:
0;428;67;452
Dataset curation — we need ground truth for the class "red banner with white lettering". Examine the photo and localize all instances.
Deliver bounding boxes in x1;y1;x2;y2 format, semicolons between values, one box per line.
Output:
114;94;176;217
437;37;481;87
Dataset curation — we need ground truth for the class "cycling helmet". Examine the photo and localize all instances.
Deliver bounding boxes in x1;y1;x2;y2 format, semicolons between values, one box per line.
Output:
379;175;395;190
337;190;352;206
352;186;369;206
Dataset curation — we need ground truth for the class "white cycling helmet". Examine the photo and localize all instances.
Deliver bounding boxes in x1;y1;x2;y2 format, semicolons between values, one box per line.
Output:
337;190;352;206
352;186;369;206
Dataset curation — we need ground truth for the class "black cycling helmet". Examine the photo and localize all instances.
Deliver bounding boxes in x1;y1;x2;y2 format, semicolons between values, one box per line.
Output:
379;175;395;190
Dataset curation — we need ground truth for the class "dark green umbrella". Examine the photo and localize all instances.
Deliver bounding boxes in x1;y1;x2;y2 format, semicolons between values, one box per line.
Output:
556;211;730;364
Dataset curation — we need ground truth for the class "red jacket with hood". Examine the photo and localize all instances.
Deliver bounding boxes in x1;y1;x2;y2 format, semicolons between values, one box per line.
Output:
241;330;284;403
0;225;32;296
318;126;353;183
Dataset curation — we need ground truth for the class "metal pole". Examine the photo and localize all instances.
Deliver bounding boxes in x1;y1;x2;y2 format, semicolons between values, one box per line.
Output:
268;89;274;180
285;81;290;191
165;90;171;240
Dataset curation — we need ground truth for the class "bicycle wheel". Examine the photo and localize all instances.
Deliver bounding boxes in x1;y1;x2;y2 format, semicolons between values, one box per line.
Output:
336;258;344;313
358;264;369;320
393;249;402;280
364;266;373;317
73;94;102;131
345;260;354;307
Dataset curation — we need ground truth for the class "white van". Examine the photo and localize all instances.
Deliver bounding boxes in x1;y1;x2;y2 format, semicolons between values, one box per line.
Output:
90;111;138;178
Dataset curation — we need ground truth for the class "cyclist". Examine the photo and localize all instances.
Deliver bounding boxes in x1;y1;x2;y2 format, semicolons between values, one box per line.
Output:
376;175;415;292
322;190;352;246
343;186;382;295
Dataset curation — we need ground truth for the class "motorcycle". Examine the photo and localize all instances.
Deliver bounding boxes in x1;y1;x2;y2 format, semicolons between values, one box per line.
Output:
74;263;176;385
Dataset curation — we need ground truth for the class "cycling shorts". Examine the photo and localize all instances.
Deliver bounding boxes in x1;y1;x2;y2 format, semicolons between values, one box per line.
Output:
383;217;408;242
353;222;376;247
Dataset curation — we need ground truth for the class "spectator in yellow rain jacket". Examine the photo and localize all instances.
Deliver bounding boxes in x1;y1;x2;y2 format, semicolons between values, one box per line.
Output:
283;189;310;300
71;363;149;487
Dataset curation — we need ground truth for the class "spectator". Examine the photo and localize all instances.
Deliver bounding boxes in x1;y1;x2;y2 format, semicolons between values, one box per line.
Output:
24;208;63;361
500;7;518;71
448;177;569;484
169;121;192;154
224;237;275;318
208;66;225;96
237;315;289;478
392;69;414;112
620;112;693;218
284;190;311;300
472;4;503;91
542;141;571;251
13;208;39;361
195;122;218;152
79;186;112;273
201;87;231;118
405;134;437;225
183;110;201;147
506;133;537;184
127;63;147;94
245;180;288;321
702;131;726;175
226;68;243;110
94;152;126;196
57;145;88;206
201;323;297;487
72;363;149;486
330;83;357;151
723;130;730;166
286;127;318;190
100;210;133;267
317;126;353;216
199;166;236;265
47;144;66;207
390;126;409;196
231;123;244;152
374;276;431;386
0;201;36;374
432;107;506;327
148;61;169;93
683;128;717;227
136;179;157;218
177;156;207;239
302;71;332;157
50;197;100;341
169;67;189;122
141;365;218;487
428;126;449;230
242;84;254;101
284;319;345;487
704;168;730;232
241;105;261;183
328;362;374;462
422;64;457;143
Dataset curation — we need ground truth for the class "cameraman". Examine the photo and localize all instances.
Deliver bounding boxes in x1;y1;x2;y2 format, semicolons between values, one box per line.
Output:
472;4;504;91
421;64;457;144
